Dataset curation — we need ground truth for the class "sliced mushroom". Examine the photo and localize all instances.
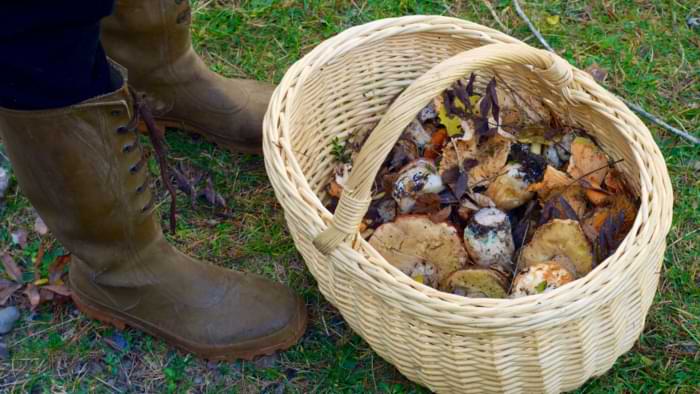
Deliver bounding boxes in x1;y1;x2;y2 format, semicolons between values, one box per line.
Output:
485;163;535;210
463;208;515;274
510;261;575;298
392;159;445;213
441;268;508;298
369;215;470;286
520;219;594;277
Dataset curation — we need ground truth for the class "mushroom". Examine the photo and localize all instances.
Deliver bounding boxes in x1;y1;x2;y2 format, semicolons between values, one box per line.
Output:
392;159;445;213
403;119;432;151
520;219;594;277
441;268;508;298
463;208;515;274
369;215;470;286
485;163;535;210
510;261;575;298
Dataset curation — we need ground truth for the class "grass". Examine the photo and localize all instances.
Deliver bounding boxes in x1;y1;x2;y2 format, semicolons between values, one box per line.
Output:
1;0;698;392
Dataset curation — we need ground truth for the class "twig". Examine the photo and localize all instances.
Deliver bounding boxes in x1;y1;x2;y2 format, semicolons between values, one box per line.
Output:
512;0;554;52
481;0;510;33
621;99;700;144
511;0;700;145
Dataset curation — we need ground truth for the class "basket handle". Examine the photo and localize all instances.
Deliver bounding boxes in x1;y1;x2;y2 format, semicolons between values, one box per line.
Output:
313;43;575;254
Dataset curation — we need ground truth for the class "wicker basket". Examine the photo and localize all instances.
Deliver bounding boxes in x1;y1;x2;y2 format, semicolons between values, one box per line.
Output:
263;16;673;393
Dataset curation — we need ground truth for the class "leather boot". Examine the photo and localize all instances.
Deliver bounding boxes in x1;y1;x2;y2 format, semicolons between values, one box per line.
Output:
101;0;273;154
0;68;306;361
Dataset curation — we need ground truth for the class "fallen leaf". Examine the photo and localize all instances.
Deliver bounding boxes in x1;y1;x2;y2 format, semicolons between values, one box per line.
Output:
412;193;442;214
0;283;22;306
438;98;465;137
23;284;41;309
567;137;609;187
585;63;608;83
33;242;46;281
33;216;48;236
429;206;452;223
10;229;27;249
42;284;72;297
198;175;227;208
546;14;560;26
1;254;23;282
48;254;71;285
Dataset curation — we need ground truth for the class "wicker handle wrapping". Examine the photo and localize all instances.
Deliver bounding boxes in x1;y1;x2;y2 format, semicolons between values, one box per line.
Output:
313;43;575;254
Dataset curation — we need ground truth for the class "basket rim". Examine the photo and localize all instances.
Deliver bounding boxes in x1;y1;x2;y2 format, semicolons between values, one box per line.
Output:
263;15;673;324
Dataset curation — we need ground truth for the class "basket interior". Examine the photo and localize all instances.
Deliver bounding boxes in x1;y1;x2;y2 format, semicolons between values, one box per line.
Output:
286;32;642;211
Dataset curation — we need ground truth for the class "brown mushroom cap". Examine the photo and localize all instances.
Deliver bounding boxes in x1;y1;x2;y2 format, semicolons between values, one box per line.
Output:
520;219;594;277
441;268;508;298
485;163;535;210
567;137;609;187
511;261;575;298
369;215;470;286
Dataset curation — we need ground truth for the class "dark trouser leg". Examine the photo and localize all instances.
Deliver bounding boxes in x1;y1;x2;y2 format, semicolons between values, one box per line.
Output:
0;0;120;110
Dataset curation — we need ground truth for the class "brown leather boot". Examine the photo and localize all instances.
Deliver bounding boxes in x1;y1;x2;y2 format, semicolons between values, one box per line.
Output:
0;69;306;361
101;0;273;154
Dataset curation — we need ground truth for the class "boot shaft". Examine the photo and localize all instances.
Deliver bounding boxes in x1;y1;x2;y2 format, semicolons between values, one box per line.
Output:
0;69;163;276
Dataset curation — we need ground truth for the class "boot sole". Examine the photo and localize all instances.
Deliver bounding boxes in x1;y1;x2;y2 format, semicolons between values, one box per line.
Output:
138;118;262;155
71;290;308;361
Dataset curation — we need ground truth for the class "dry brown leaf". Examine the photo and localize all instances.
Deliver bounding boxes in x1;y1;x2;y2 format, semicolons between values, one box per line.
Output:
42;284;72;297
0;283;22;306
468;135;511;186
604;170;626;193
1;253;23;282
567;137;609;187
528;165;572;199
48;254;71;285
24;283;41;309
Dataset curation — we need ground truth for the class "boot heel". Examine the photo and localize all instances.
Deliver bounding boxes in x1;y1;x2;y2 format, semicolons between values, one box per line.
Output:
72;293;127;330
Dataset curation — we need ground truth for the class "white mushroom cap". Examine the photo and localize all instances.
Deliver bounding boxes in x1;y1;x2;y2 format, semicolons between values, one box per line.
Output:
463;208;515;274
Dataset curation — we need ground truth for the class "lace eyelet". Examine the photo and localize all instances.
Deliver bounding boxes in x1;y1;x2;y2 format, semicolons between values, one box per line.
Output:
116;126;129;134
123;142;136;153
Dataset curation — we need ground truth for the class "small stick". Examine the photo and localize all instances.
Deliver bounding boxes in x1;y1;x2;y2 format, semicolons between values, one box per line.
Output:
511;0;699;145
481;0;510;33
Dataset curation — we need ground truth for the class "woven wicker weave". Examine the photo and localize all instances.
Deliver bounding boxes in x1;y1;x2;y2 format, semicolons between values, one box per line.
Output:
263;16;673;393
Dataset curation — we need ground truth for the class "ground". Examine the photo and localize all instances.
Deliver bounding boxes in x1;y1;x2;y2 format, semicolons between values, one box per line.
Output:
0;0;698;393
